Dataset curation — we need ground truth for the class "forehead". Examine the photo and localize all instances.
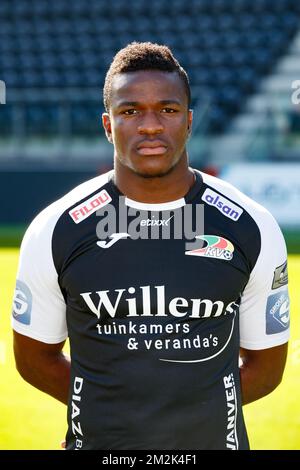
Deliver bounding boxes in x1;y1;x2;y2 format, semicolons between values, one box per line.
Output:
110;70;187;107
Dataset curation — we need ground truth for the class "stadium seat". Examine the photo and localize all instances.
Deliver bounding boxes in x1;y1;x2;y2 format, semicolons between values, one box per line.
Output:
71;102;102;136
0;105;14;136
1;0;300;136
25;103;60;136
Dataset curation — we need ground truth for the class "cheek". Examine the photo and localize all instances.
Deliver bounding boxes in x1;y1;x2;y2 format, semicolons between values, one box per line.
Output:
112;122;135;153
112;118;132;136
175;114;189;129
111;122;125;143
172;120;189;141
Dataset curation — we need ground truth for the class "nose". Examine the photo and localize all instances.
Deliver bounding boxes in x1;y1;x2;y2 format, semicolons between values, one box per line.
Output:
137;111;164;135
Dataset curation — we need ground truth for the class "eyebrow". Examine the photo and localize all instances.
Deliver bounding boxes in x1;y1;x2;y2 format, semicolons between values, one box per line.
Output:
116;101;139;107
158;100;181;106
116;99;182;108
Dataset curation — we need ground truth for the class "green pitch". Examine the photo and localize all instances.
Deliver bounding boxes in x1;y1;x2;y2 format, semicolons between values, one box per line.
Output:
0;248;299;450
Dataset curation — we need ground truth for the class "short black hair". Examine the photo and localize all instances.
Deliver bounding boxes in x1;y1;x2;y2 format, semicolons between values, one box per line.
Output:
103;42;191;111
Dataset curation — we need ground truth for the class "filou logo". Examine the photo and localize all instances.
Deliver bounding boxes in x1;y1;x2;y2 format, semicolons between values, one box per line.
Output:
69;190;112;224
80;285;239;320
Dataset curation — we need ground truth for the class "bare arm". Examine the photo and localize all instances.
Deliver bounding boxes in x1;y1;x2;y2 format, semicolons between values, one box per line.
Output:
13;331;71;405
239;342;288;405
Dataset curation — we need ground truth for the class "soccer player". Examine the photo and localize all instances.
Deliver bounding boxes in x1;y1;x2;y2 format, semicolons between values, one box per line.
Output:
12;42;290;450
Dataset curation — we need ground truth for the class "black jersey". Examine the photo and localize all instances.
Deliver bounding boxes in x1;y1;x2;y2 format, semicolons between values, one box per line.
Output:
12;169;290;450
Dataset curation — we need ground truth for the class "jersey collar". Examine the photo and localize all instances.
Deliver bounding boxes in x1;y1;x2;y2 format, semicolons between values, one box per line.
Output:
108;169;203;211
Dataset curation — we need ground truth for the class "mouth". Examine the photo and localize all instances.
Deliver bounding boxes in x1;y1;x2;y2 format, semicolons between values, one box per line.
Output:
136;141;168;156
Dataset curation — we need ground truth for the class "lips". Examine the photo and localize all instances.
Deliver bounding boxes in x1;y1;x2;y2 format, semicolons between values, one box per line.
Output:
136;140;168;156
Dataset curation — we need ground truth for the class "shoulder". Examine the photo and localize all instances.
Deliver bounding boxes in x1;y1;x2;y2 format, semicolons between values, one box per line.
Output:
198;171;287;274
199;170;281;234
21;170;113;247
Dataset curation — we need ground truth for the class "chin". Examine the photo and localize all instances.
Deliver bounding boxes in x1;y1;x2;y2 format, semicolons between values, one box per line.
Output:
131;155;180;179
132;164;174;179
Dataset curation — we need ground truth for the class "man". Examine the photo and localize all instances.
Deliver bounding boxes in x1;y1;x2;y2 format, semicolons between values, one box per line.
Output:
12;42;290;450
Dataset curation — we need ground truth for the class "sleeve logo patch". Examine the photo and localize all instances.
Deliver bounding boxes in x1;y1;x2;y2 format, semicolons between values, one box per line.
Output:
12;280;32;325
266;287;290;334
69;189;112;224
272;261;288;290
185;235;234;261
201;188;243;221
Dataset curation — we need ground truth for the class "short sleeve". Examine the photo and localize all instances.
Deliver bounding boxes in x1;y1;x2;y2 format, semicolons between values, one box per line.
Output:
12;206;67;344
239;210;290;350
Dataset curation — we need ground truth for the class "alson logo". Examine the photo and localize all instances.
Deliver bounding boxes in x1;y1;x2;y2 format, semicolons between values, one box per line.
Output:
201;188;243;221
69;190;112;224
80;285;239;320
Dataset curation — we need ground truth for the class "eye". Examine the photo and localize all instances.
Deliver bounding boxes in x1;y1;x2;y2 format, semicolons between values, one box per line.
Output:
161;108;177;113
122;109;138;115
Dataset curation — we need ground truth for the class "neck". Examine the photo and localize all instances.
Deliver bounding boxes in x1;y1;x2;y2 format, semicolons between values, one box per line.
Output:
114;154;195;203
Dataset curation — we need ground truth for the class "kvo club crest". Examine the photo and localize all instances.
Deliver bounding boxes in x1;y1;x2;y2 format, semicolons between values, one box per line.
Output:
185;235;234;261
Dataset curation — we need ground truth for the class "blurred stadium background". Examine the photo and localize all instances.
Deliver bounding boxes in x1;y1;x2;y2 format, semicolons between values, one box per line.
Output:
0;0;299;450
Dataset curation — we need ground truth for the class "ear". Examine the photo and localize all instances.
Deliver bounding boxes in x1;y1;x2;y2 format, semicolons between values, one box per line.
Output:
102;113;113;144
187;109;193;135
